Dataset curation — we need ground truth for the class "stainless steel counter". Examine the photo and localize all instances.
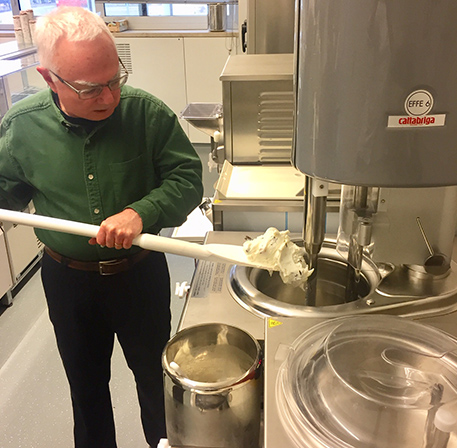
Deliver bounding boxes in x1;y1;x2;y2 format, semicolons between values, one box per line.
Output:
264;316;325;448
178;231;457;448
179;232;457;340
178;231;265;340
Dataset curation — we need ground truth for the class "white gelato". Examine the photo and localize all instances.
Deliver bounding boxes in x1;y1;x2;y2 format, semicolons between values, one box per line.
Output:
243;227;312;289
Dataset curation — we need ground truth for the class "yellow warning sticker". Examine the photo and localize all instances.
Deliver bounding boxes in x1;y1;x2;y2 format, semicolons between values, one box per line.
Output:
268;318;283;328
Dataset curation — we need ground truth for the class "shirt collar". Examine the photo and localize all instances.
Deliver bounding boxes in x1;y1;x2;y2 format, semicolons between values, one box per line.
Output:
51;90;108;132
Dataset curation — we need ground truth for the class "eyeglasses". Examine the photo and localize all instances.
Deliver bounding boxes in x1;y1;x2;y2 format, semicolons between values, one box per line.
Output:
49;58;129;100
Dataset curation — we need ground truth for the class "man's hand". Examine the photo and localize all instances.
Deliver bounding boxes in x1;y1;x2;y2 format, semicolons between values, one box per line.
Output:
89;208;143;250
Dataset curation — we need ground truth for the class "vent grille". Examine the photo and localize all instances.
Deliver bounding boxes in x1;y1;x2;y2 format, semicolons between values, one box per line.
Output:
116;43;133;74
257;91;294;163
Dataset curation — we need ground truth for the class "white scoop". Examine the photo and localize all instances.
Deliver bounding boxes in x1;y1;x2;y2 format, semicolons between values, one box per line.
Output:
0;208;278;270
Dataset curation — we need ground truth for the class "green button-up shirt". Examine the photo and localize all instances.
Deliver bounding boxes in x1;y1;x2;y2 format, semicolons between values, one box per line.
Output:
0;85;203;261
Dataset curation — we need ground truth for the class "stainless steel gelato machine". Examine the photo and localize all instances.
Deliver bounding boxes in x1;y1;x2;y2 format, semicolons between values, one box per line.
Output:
168;0;457;446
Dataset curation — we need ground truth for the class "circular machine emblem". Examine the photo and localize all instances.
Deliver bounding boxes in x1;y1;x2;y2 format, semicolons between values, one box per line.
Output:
405;90;434;116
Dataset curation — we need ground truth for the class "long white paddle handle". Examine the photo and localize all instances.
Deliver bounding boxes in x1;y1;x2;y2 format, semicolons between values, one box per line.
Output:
0;209;214;261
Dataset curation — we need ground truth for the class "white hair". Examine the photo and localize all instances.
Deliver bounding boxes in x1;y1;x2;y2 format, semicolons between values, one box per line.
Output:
34;6;115;70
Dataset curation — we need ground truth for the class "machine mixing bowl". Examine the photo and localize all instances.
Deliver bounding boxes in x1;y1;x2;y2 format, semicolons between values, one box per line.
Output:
228;239;381;318
228;237;457;319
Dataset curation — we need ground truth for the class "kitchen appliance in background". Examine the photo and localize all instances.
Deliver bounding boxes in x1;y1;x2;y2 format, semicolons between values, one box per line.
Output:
215;52;296;232
210;53;340;233
220;53;293;164
184;2;303;233
242;0;295;54
180;102;224;172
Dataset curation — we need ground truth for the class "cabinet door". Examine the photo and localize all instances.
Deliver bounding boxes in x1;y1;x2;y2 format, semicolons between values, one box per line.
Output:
3;222;41;282
183;37;233;143
115;37;188;133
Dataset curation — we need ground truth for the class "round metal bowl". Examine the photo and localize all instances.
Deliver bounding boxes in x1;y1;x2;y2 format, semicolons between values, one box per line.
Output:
228;239;381;318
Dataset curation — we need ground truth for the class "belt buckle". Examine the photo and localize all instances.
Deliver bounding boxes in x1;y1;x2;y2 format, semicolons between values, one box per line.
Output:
99;258;126;275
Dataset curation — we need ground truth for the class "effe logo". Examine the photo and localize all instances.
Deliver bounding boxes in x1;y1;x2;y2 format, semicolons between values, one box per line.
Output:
387;89;446;128
405;90;433;116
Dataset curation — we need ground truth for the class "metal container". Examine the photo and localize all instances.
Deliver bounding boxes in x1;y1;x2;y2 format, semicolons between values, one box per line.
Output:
162;323;262;448
208;3;227;32
228;239;381;318
246;0;295;54
228;238;457;319
179;102;223;138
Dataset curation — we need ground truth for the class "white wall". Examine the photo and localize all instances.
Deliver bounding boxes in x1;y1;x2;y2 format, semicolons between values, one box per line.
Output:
115;35;239;144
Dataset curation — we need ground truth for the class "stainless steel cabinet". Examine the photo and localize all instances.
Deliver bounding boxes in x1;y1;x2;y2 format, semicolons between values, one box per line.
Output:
220;54;294;164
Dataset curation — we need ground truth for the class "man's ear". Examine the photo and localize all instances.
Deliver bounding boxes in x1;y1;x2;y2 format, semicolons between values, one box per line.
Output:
37;66;57;92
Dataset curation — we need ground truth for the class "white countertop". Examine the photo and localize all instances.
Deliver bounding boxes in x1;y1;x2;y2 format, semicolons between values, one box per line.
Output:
112;29;237;38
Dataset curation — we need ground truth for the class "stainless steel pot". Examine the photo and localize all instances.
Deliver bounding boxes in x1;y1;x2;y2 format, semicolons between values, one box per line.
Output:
162;323;262;448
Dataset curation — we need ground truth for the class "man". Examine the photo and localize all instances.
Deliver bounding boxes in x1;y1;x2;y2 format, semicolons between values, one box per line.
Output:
0;6;203;448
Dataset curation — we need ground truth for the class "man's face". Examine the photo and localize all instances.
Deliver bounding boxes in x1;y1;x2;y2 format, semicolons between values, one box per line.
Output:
39;34;122;121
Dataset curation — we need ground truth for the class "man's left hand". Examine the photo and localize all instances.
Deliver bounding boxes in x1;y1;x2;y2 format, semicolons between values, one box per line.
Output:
89;208;143;249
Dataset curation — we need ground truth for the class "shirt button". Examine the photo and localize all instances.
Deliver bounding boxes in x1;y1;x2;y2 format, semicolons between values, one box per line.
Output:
94;208;100;214
88;174;94;180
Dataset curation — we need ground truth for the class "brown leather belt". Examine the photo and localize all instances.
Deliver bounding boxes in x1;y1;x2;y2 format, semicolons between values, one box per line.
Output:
44;246;150;275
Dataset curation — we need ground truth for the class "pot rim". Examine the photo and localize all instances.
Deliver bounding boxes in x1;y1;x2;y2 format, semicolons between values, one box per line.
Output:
162;323;262;391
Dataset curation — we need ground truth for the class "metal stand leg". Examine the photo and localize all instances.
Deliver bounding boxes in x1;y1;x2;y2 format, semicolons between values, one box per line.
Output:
1;289;13;306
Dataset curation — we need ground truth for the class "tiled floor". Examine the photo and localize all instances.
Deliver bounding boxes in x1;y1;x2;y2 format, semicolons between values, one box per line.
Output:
0;253;196;448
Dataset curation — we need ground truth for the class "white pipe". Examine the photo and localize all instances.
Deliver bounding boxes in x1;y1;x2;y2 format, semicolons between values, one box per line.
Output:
0;208;100;238
0;209;212;260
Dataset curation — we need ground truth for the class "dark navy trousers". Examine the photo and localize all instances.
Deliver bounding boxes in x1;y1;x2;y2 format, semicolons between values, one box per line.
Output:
41;250;171;448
